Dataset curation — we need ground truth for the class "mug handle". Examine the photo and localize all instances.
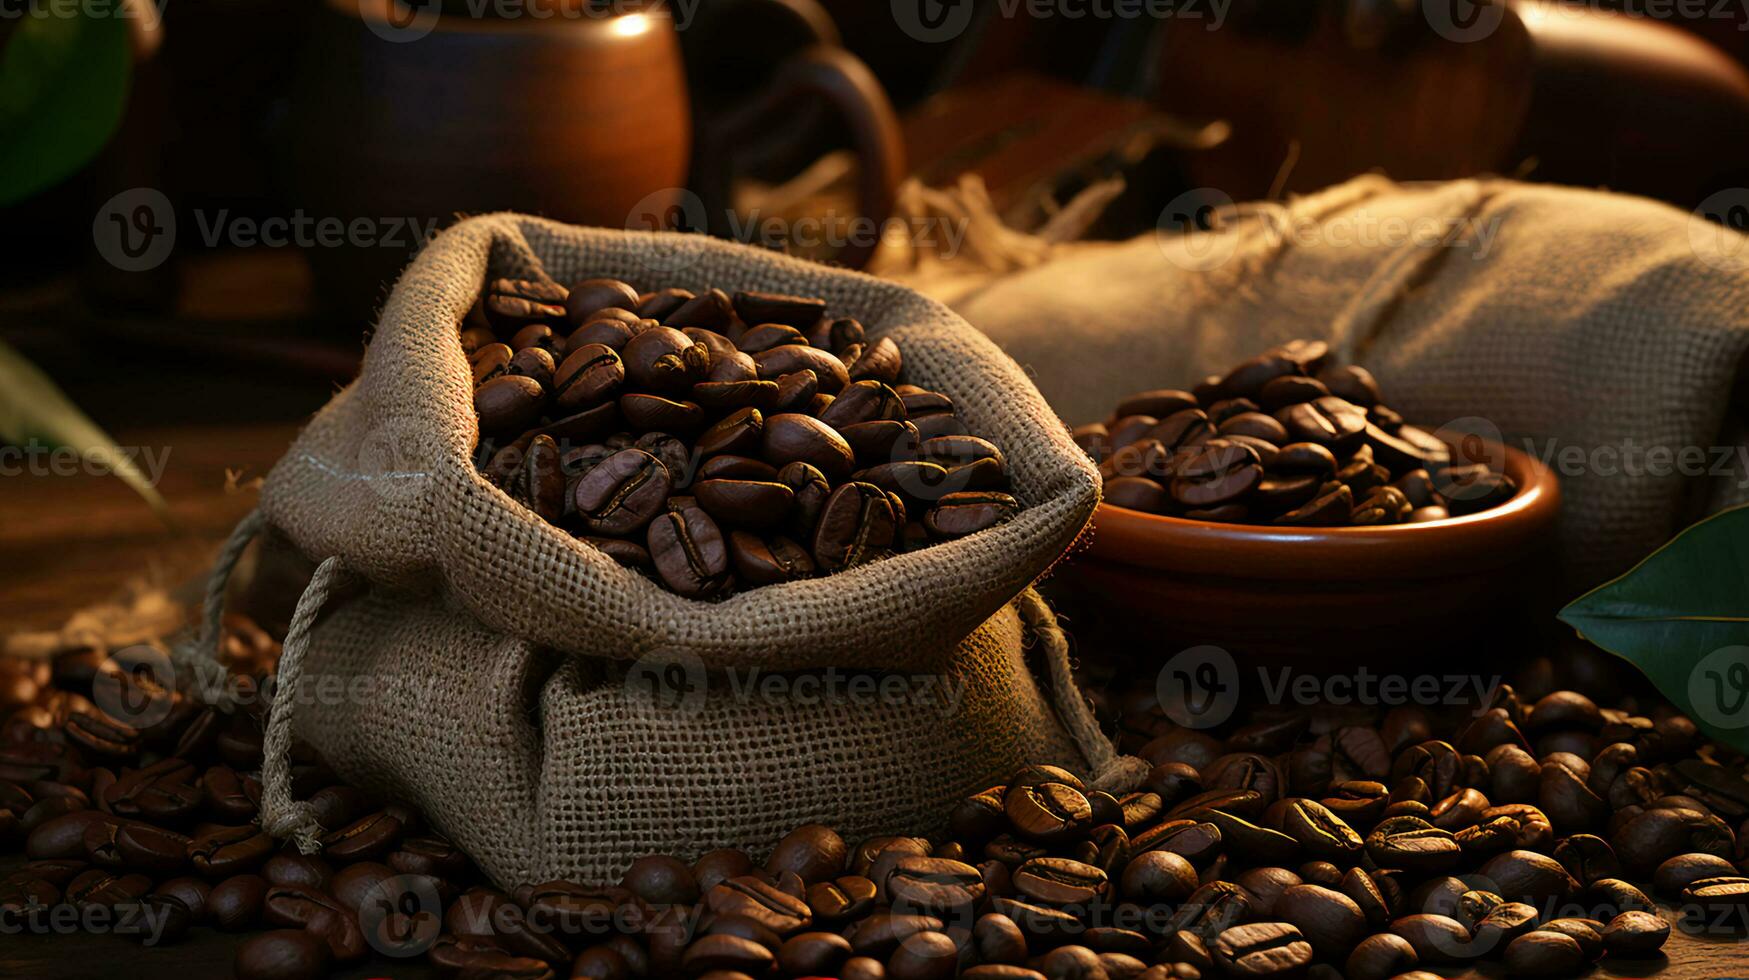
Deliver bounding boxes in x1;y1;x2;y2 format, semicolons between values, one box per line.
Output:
693;44;906;270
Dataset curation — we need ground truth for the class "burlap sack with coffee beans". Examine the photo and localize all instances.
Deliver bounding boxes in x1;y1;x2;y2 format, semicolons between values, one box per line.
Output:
202;213;1132;889
958;176;1749;587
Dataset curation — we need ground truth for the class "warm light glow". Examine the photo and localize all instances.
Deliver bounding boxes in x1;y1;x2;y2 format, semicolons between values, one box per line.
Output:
610;12;653;37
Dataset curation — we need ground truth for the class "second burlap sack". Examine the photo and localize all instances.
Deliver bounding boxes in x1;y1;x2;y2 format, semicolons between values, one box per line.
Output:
187;214;1132;889
959;176;1749;588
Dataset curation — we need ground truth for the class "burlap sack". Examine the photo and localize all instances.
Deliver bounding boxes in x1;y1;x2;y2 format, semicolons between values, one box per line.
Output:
184;214;1134;888
958;176;1749;588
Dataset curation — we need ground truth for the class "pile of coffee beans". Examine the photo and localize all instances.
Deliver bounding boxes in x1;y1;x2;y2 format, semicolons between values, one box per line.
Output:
1076;340;1518;526
7;622;1746;980
463;277;1018;597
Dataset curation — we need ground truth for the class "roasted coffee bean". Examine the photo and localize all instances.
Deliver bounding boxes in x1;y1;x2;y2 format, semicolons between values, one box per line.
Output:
1503;930;1585;977
645;499;732;597
1187;807;1298;864
564;278;640;326
1273;483;1353;526
155;876;211;923
1103;477;1169;513
1530;918;1604;961
842;911;944;958
812;482;900;571
1165;881;1251;940
806;874;877;925
1232;867;1299;918
926;491;1019;539
973;911;1030;964
725;291;824;331
475;375;547;437
1012;857;1107;907
1005;782;1093;845
1171;441;1263;507
1477;849;1577;905
695;478;794;529
619;392;706;431
1601;909;1669;955
573;449;671;536
726;531;815;586
1132;819;1223;867
1612;805;1733;873
1271;798;1363;860
621;326;709;393
752;344;850;394
507;345;556;392
1366;816;1461;873
756;413;855;483
662;287;732;330
707;876;814;936
1346;933;1420;980
1680;875;1749;915
66;868;152;909
208;872;269;931
1472;901;1540;954
883;855;986;916
1210;921;1313;977
1652;851;1736;895
1275;884;1366;959
571;316;639;352
1388;913;1479;964
320;810;401;862
554;343;625;410
1315;364;1380;405
234;928;332;980
849;336;903;385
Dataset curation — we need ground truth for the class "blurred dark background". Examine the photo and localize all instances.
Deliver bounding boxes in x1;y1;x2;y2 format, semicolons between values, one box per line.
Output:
2;0;1748;369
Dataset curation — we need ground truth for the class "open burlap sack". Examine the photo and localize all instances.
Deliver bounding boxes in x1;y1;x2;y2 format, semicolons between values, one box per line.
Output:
180;214;1133;888
958;176;1749;588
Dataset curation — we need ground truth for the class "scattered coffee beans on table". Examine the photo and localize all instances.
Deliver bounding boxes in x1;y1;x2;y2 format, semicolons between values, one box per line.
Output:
463;277;1018;597
6;618;1744;979
1078;339;1518;526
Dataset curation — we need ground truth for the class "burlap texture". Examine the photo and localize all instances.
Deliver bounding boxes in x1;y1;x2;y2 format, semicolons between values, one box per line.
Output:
239;214;1115;887
288;585;1087;887
260;214;1099;673
958;177;1749;587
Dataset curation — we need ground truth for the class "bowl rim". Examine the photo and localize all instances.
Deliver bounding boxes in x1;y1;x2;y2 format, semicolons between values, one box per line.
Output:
1083;439;1562;580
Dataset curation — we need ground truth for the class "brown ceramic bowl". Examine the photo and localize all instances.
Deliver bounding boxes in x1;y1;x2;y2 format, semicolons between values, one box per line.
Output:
1056;441;1563;663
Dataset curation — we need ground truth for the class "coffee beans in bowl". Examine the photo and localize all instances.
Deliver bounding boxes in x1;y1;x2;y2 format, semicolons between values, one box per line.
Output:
1079;339;1516;526
463;277;1019;598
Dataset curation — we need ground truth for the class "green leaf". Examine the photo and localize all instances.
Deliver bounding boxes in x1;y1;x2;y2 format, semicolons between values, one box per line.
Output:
0;337;173;526
1559;505;1749;752
0;13;132;206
